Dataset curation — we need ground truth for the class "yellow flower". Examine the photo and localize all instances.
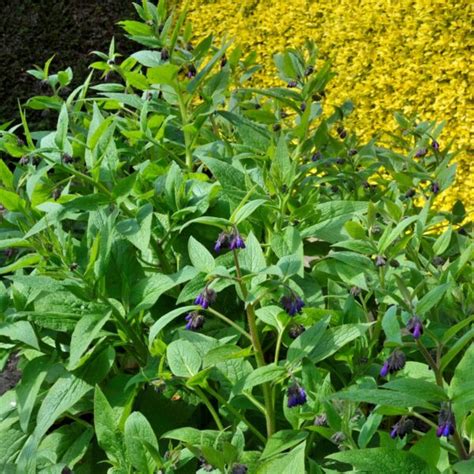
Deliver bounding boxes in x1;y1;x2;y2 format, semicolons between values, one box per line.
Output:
179;0;473;216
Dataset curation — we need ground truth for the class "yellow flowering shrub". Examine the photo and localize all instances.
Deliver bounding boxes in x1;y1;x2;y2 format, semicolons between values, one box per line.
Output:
178;0;473;214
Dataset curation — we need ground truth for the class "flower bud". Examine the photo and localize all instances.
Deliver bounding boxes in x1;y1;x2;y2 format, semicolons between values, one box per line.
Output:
160;48;169;61
304;66;314;76
288;324;305;339
287;80;297;88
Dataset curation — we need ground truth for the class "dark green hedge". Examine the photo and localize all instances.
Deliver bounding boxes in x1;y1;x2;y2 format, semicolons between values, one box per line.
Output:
0;0;136;123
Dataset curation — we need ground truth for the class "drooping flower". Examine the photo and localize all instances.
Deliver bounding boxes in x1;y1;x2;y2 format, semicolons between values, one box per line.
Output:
406;316;423;339
229;231;246;250
281;293;305;316
185;312;205;331
194;287;216;309
311;151;322;161
287;382;307;408
415;148;427;157
304;65;314;76
432;140;440;151
380;350;406;377
214;232;228;253
436;407;455;438
231;464;248;474
375;255;386;267
431;182;440;194
390;418;414;439
287;80;297;88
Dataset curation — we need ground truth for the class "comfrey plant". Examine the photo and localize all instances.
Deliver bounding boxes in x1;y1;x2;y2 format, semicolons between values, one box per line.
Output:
0;1;472;473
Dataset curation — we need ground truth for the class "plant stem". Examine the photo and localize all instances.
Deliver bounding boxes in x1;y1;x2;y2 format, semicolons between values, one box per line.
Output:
416;339;444;387
177;94;193;171
233;249;275;437
206;386;266;444
206;307;252;341
194;386;224;431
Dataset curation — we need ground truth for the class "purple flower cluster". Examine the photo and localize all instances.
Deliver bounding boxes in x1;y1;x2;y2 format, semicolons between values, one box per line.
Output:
214;230;246;253
437;407;455;438
390;418;414;439
185;312;205;331
281;293;305;316
406;316;423;339
380;350;406;377
194;287;216;309
287;382;307;408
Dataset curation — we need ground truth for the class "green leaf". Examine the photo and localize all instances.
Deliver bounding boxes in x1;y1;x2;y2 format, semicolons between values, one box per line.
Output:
200;156;246;204
162;427;232;448
358;412;383;449
271;226;303;258
0;188;26;212
232;199;267;225
0;159;14;189
332;388;436;410
432;225;452;255
255;305;286;331
410;429;440;469
167;340;201;377
378;216;418;253
68;311;111;370
453;458;474;474
271;135;294;187
415;283;451;315
132;266;197;313
15;356;49;432
234;364;286;393
381;306;402;344
124;412;159;474
300;201;368;243
327;447;436;473
383;378;448;402
55;103;69;150
188;236;215;273
148;305;196;346
308;323;371;364
147;63;180;87
0;321;40;350
116;204;153;253
449;344;474;420
287;318;329;363
261;430;308;460
239;231;266;273
131;50;163;67
94;385;125;465
256;441;305;473
0;254;41;275
344;221;367;240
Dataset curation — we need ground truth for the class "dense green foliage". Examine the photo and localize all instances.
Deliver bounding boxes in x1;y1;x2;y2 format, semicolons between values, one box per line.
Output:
0;1;472;473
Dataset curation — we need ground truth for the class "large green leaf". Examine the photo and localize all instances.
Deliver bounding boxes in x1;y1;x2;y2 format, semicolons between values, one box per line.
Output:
124;412;159;474
167;340;201;378
328;447;437;473
256;441;305;473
